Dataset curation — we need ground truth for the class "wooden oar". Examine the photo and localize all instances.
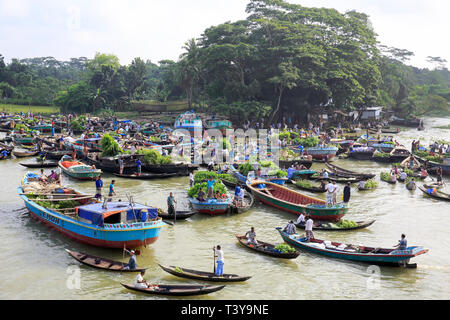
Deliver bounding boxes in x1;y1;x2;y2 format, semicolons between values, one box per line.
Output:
213;247;216;274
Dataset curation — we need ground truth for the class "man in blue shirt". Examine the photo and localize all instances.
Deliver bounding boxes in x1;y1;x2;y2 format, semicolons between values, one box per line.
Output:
123;249;137;270
207;178;215;199
95;176;103;199
136;159;142;176
167;192;177;215
395;234;407;251
233;185;241;206
108;180;116;202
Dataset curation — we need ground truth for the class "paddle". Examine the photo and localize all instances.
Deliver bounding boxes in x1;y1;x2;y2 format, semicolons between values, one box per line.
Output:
213;247;216;274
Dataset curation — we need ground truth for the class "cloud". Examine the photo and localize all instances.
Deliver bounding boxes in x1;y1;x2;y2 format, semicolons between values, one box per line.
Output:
0;0;31;18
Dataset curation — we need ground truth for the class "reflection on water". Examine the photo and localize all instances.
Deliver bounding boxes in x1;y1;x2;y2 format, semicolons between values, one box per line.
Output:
0;117;449;299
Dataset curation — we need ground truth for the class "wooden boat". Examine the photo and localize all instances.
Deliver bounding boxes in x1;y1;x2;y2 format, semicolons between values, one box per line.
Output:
45;150;71;160
311;174;361;184
19;172;166;248
66;249;146;272
59;155;101;180
221;178;239;189
229;192;255;213
247;180;348;221
20;161;58;168
279;159;313;169
157;209;197;220
189;196;231;216
277;228;428;267
12;150;40;158
113;172;179;179
401;156;421;171
358;185;376;191
306;146;338;161
121;283;225;296
292;180;326;193
143;163;193;175
325;163;375;179
158;264;251;282
86;153;143;174
235;234;300;259
419;186;450;201
295;220;375;231
348;147;375;160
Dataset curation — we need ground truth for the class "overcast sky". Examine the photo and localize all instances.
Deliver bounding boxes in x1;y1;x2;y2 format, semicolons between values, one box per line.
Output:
0;0;448;69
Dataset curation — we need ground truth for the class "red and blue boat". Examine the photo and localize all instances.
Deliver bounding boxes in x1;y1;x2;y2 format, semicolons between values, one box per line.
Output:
277;228;428;267
189;197;231;216
306;146;338;161
18;172;166;249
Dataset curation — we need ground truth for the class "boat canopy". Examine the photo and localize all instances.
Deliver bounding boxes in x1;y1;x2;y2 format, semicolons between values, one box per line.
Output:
76;202;158;227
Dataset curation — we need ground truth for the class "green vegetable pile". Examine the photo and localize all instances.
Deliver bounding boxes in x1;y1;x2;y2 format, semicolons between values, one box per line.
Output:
363;179;378;189
101;134;124;157
136;149;172;165
404;168;414;176
373;152;390;158
380;172;391;182
187;181;228;199
336;220;358;228
174;267;184;273
274;243;296;253
292;136;319;147
35;200;80;210
295;179;315;189
193;171;237;184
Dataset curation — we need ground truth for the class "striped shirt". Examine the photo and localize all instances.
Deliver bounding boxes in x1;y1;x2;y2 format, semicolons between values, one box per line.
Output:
285;223;296;235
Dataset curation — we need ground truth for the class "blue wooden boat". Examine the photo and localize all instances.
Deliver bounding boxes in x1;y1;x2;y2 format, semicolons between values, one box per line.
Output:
230;165;287;186
18;172;165;249
189;197;231;216
174;111;202;135
276;228;428;267
306;146;338;161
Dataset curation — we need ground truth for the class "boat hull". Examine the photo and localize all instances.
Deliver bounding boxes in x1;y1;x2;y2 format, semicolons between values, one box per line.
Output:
189;198;230;216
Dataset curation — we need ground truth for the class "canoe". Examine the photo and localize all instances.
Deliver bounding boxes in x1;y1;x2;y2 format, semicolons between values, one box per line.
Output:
221;178;239;189
113;173;179;179
229;192;255;214
325;163;375;179
247;180;348;221
13;150;40;158
295;220;375;231
306;146;338;161
66;249;146;272
311;174;362;184
189;196;231;216
157;209;197;220
235;235;300;259
121;283;225;296
277;228;428;267
158;264;251;282
45;150;71;160
418;186;450;201
58;155;102;180
358;185;377;191
19;161;58;168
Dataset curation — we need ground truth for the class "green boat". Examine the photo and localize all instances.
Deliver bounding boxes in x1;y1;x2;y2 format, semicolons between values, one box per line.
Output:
58;156;101;180
206;119;232;133
247;180;348;221
30;124;52;132
12;133;35;145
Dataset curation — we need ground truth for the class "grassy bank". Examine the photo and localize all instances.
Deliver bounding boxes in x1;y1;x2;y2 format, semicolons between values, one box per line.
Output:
1;104;60;115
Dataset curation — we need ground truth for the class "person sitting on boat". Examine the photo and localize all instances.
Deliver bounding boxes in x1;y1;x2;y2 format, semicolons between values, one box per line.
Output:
245;227;258;246
305;216;314;241
394;234;407;251
39;169;48;183
287;166;296;180
197;189;206;202
343;182;351;203
1;149;9;158
426;187;438;196
408;156;415;170
123;249;138;270
358;180;365;189
119;157;124;175
214;190;222;200
406;179;416;190
134;270;157;289
390;172;397;183
213;245;224;276
399;171;407;181
322;170;329;179
391;165;399;176
436;167;443;186
189;172;194;187
420;168;428;179
283;220;296;235
47;170;58;182
296;213;306;226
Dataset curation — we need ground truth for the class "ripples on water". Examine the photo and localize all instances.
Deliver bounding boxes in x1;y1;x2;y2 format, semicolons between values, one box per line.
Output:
0;117;449;300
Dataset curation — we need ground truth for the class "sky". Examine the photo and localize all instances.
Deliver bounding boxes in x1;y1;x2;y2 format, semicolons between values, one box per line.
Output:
0;0;448;69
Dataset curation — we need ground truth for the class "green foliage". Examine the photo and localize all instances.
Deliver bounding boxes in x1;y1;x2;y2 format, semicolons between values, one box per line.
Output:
364;180;378;189
193;171;237;184
69;119;83;131
292;136;319;147
239;162;253;176
14;123;30;132
274;243;296;253
336;220;358;228
380;172;391;182
100;134;123;157
295;179;314;189
187;181;228;198
135;149;173;165
373;152;390;158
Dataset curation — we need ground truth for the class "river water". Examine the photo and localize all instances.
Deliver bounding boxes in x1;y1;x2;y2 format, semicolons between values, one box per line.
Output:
0;117;449;300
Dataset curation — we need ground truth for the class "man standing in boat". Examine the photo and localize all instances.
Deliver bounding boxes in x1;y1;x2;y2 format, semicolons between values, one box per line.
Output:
167;192;177;215
136;158;142;176
95;176;103;199
108;180;116;202
343;182;351;203
213;245;224;276
305;216;314;241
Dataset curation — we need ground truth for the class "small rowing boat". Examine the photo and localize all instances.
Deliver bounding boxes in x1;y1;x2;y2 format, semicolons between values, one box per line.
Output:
113;172;179;179
325;163;375;179
295;220;375;231
121;283;225;296
229;192;254;214
418;186;450;202
235;235;300;259
66;249;145;272
20;161;58;168
157;209;197;220
277;228;428;267
12;150;40;158
58;155;101;180
158;264;251;282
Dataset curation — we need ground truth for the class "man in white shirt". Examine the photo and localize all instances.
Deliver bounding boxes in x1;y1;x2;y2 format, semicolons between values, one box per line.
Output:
332;182;339;205
399;171;407;181
305;216;314;241
296;213;306;226
326;181;335;206
213;245;224;276
134;270;150;289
